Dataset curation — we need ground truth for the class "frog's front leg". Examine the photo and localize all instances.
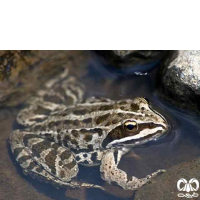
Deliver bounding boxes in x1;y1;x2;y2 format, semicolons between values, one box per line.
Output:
100;149;165;190
10;130;104;190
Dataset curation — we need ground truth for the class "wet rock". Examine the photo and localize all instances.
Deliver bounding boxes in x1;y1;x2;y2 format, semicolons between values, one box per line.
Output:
113;50;163;60
135;158;200;200
0;50;30;81
0;51;89;107
94;50;169;74
161;50;200;111
103;182;134;199
65;187;87;200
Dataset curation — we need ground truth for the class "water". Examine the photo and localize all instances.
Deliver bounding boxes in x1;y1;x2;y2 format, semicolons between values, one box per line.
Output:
1;51;200;200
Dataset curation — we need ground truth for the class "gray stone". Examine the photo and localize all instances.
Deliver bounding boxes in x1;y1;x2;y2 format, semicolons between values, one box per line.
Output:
161;50;200;111
135;158;200;200
113;50;136;58
95;50;168;73
113;50;163;58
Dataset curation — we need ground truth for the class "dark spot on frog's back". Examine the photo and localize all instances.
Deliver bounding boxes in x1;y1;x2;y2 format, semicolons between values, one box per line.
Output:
112;119;118;124
48;121;61;128
33;106;51;115
83;153;87;158
105;121;111;126
76;156;81;161
141;107;145;111
84;134;93;142
95;128;103;136
43;94;63;104
96;113;110;125
80;128;103;136
87;144;93;150
64;120;72;125
71;130;79;137
73;109;87;115
89;128;103;136
73;120;79;126
91;152;98;162
131;103;139;111
82;118;92;124
32;140;52;157
120;106;125;110
117;113;123;117
48;121;55;128
44;149;57;175
119;101;127;105
71;139;78;146
30;117;46;123
58;160;63;167
80;129;88;134
60;149;72;160
64;135;71;141
33;125;45;132
51;143;60;151
99;105;114;111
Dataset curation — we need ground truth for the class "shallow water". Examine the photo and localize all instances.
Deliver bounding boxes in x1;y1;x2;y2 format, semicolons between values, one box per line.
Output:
1;51;200;200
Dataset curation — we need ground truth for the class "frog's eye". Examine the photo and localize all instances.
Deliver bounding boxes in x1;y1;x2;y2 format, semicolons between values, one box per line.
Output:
124;120;138;132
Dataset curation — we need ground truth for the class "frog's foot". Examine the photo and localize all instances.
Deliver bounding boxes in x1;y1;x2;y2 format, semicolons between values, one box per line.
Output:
100;150;165;190
146;169;166;179
10;130;79;186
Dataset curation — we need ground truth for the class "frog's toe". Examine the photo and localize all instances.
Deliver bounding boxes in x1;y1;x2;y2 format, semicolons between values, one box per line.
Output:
146;169;166;179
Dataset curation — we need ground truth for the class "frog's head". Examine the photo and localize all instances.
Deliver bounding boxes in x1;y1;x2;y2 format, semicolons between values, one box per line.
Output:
100;97;169;148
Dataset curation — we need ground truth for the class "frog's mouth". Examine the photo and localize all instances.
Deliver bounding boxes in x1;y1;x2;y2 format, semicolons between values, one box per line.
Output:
107;132;160;148
104;125;168;149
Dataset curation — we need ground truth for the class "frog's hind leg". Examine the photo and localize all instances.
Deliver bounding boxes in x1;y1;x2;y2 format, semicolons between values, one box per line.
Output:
17;74;85;127
100;149;165;190
82;96;115;104
10;130;104;190
10;129;78;186
42;72;85;106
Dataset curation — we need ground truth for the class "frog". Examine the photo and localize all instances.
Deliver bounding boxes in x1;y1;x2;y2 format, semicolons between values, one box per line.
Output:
10;68;169;190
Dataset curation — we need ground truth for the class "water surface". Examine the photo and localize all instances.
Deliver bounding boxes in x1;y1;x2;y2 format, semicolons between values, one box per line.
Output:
1;51;200;200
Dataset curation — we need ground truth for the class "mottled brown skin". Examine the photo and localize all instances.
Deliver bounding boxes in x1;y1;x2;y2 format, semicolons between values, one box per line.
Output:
10;72;169;190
